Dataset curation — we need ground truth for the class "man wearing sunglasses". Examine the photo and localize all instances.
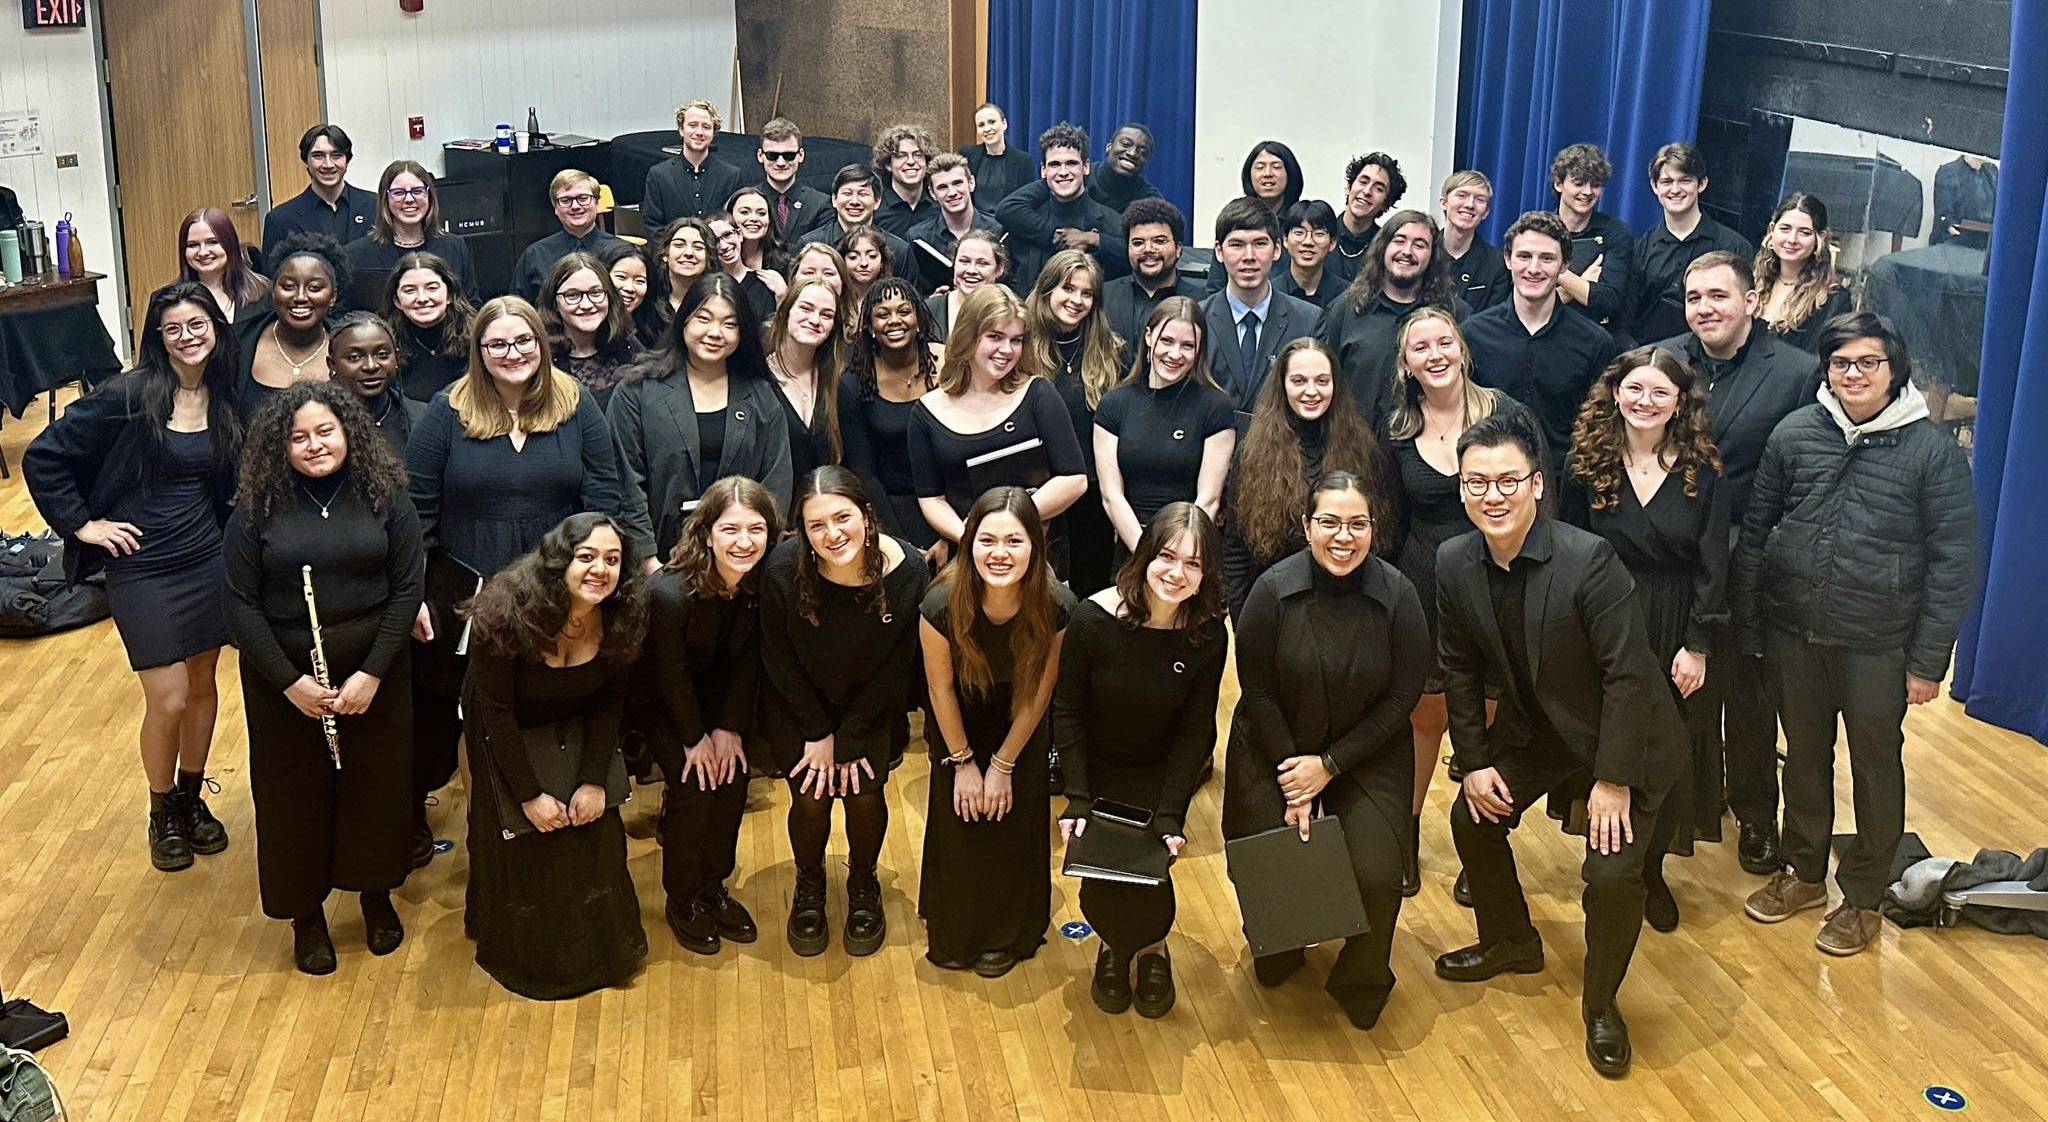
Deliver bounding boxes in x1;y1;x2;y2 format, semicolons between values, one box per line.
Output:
755;117;829;244
512;169;629;301
1432;407;1687;1079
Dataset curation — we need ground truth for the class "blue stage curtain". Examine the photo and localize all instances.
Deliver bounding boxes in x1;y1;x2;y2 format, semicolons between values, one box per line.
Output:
986;0;1198;221
1456;0;1712;244
1952;0;2048;744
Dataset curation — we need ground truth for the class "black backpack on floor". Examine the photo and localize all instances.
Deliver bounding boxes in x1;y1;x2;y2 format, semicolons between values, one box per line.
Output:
0;531;110;639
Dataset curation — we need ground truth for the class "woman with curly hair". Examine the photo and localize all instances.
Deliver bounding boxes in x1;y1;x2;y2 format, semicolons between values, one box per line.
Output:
237;232;349;419
1026;248;1124;591
459;511;651;999
758;467;928;958
1563;345;1728;924
634;477;781;955
1222;338;1390;619
765;276;845;482
224;381;423;974
840;276;947;564
919;487;1075;977
1753;193;1853;354
383;251;475;402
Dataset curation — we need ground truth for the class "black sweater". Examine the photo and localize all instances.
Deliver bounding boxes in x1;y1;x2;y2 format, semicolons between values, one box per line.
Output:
635;569;760;756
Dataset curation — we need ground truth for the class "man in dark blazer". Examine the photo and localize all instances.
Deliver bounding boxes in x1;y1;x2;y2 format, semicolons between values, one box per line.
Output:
1653;249;1819;876
641;98;745;231
755;117;830;245
1201;197;1320;411
1433;408;1687;1078
1099;197;1203;351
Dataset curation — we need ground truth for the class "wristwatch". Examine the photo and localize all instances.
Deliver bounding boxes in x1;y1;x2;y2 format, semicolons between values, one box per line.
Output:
1319;752;1341;777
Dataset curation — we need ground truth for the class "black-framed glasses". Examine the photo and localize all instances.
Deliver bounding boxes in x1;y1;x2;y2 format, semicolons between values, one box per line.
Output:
1461;471;1537;498
480;335;540;358
555;192;597;208
1309;515;1375;535
556;289;606;308
760;150;801;163
1825;355;1890;375
387;186;430;201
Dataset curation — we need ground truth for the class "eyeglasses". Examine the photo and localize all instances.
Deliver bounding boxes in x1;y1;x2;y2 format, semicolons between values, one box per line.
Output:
760;150;801;163
557;289;607;308
1826;355;1890;375
896;149;927;163
555;193;597;208
387;186;430;201
480;334;541;358
1461;471;1537;498
160;318;213;340
1617;383;1678;406
1309;515;1376;536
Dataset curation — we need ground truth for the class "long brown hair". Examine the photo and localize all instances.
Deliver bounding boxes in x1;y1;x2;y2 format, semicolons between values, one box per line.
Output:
176;207;269;303
1753;192;1846;335
235;380;409;520
1113;502;1225;640
1231;339;1388;564
939;487;1058;715
1118;296;1220;391
792;466;889;625
1567;346;1722;510
667;475;783;598
1024;249;1122;408
1385;306;1506;440
1339;209;1456;315
461;512;650;665
764;277;850;461
938;286;1032;393
447;296;583;439
383;250;476;353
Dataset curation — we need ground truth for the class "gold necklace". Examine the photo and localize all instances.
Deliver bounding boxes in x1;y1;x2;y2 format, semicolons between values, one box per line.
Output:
271;329;328;375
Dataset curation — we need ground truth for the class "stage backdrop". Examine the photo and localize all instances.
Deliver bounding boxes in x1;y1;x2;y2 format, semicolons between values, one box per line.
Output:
1456;0;1712;244
1953;0;2047;745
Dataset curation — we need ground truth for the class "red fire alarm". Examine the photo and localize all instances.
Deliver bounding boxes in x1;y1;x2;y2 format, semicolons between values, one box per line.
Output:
400;0;423;12
408;116;426;140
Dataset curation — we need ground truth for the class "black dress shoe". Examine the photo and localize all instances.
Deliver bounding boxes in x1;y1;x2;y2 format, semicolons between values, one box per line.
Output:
973;949;1018;978
1252;948;1305;988
1331;984;1394;1031
1453;869;1472;908
1737;822;1781;875
705;885;758;944
175;773;229;856
843;869;886;956
786;868;829;957
409;820;436;871
1399;815;1421;899
1585;1008;1632;1077
1090;946;1132;1014
1434;938;1544;982
361;891;405;955
147;790;194;872
669;897;721;956
293;912;337;976
1644;878;1680;933
1132;951;1175;1018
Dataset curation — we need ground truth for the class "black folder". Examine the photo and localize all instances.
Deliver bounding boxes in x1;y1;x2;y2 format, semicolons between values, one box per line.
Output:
1223;816;1370;956
965;436;1053;496
1061;803;1171;886
423;549;484;656
478;714;632;840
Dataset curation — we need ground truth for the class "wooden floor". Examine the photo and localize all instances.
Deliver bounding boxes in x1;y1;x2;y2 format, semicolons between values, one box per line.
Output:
4;393;2047;1122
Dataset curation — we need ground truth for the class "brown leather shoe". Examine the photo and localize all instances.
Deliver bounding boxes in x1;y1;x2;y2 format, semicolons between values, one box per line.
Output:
1744;871;1827;924
1815;904;1881;956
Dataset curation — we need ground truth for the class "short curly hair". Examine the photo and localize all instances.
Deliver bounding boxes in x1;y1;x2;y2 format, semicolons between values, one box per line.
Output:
1122;197;1186;244
1344;152;1407;209
1550;143;1613;187
872;123;936;177
1037;122;1089;162
270;231;351;300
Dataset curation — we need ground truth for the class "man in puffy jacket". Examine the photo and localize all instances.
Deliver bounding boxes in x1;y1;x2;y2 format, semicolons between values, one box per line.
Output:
1731;311;1976;957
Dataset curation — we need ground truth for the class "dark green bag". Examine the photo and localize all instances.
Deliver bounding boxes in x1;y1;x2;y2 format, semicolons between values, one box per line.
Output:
0;1045;65;1122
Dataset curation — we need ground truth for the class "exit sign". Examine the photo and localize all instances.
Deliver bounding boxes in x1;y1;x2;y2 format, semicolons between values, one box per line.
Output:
23;0;87;28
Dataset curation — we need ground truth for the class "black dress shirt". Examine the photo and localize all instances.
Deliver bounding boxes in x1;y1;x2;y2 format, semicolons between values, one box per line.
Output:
261;184;378;271
642;154;746;230
963;145;1037;211
1625;214;1752;346
1087;166;1162;214
1463;299;1618;469
876;187;937;239
1563;210;1635;334
1447;238;1511;313
1485;549;1571;757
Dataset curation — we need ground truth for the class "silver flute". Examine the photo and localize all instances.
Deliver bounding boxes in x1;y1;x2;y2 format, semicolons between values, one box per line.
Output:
302;565;342;769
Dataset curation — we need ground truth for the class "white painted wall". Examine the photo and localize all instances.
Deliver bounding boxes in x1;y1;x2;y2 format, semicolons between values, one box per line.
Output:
1192;0;1462;243
0;14;127;357
317;0;740;181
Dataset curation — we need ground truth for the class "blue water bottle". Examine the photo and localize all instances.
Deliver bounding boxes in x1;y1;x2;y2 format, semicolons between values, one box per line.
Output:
495;123;514;154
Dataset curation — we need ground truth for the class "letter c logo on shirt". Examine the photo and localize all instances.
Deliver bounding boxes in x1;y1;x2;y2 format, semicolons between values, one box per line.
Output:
1002;420;1016;433
734;410;747;421
1173;661;1186;674
1172;428;1186;440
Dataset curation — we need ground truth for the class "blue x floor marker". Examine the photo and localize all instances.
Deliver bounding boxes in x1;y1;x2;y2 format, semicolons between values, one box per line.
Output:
1060;921;1093;941
1924;1086;1967;1112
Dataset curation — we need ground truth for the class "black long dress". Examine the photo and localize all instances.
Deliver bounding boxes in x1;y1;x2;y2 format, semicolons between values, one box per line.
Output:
462;648;647;1000
839;377;937;550
224;474;424;918
1049;335;1117;592
1564;468;1730;847
1390;436;1470;694
1053;598;1228;955
918;580;1078;966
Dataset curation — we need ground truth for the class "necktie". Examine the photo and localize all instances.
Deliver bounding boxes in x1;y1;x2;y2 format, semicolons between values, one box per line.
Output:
1239;309;1262;370
776;193;791;233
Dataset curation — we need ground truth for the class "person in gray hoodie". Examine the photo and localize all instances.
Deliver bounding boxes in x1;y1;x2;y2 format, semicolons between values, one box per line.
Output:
1731;311;1977;957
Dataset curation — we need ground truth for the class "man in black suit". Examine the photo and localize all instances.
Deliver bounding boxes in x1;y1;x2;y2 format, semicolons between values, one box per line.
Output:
641;99;745;231
755;117;830;245
261;124;377;271
1653;250;1820;875
1100;197;1202;349
1200;198;1320;410
993;121;1128;287
1433;408;1688;1078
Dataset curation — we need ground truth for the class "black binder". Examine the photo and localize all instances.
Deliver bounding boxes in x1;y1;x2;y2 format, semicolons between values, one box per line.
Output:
1223;816;1370;956
478;713;632;840
1061;802;1171;886
965;436;1053;496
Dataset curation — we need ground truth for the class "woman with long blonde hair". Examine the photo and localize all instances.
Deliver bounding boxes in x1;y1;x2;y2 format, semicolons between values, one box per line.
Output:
1752;193;1852;354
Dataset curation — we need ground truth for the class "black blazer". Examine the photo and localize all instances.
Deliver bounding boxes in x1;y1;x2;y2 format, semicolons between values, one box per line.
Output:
761;181;833;245
1656;327;1818;522
1200;288;1323;411
1435;519;1687;801
606;366;792;560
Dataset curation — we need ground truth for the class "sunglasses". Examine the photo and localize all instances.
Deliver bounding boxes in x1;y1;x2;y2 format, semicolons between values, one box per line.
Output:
760;150;800;163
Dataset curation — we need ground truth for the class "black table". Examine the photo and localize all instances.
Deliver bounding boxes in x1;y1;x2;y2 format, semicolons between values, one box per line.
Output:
0;272;122;476
1862;242;1989;396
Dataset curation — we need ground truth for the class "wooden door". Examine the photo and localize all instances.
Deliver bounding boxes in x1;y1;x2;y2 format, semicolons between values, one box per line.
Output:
101;0;263;334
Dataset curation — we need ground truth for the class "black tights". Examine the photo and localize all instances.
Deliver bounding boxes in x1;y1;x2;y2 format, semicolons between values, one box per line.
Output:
786;783;889;874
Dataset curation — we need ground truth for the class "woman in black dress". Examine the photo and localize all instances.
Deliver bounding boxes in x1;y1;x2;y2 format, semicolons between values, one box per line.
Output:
609;273;793;565
460;512;651;999
1222;472;1427;1030
1094;297;1237;556
1055;504;1228;1016
325;312;423;454
758;467;929;957
1753;193;1854;354
636;477;780;954
919;487;1076;976
225;382;424;973
597;241;658;349
405;296;626;859
343;160;479;305
24;281;242;871
707;209;783;324
1025;248;1123;592
1222;339;1390;618
725;187;790;306
1563;345;1727;930
1383;306;1525;895
842;275;948;568
908;285;1088;557
765;276;845;482
383;251;475;403
238;233;345;419
539;252;640;409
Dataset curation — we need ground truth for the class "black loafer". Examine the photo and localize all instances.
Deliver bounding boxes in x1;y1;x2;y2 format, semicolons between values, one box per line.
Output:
1132;951;1174;1018
293;912;337;976
1252;948;1305;988
1453;869;1473;908
1090;946;1132;1014
705;886;758;944
1737;822;1780;876
1585;1008;1632;1077
1433;938;1544;982
973;950;1018;978
1644;878;1680;933
669;898;721;956
361;891;405;956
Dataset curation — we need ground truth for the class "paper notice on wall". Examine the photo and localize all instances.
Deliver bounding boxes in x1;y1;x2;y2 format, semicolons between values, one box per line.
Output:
0;111;47;159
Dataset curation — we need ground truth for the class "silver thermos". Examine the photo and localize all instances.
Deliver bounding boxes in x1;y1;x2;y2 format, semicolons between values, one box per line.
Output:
20;220;48;277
